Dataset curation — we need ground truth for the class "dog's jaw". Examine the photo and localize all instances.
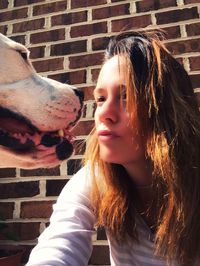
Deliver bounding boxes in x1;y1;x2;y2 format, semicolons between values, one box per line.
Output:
0;107;78;160
0;33;84;165
0;75;82;132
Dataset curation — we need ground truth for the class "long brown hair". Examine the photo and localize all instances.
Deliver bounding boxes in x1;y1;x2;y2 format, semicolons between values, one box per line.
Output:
84;30;200;265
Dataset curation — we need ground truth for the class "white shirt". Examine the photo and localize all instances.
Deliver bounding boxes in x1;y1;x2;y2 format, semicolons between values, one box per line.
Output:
26;166;178;266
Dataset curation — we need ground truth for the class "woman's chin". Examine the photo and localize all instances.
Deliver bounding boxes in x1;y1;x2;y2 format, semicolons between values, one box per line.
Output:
99;152;122;164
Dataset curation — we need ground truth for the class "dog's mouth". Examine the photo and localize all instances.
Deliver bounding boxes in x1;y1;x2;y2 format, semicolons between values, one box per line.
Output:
0;107;75;160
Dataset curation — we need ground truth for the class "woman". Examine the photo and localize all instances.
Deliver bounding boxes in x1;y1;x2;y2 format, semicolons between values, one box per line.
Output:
27;31;200;265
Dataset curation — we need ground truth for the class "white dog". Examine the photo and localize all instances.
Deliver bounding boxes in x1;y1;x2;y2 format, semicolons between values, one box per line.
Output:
0;33;83;169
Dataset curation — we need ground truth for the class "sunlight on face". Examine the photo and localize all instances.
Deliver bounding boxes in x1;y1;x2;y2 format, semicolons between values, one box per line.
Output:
94;55;145;166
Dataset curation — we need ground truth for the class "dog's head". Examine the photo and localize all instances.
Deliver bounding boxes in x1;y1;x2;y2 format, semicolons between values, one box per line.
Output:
0;33;84;163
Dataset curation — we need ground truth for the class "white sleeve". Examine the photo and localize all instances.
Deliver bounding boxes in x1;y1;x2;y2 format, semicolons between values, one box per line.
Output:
26;166;96;266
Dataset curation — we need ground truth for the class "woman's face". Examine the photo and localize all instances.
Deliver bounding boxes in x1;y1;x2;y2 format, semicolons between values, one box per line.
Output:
94;55;145;166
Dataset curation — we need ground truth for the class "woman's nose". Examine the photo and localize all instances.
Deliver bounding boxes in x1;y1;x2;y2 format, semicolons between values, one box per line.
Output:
98;100;118;124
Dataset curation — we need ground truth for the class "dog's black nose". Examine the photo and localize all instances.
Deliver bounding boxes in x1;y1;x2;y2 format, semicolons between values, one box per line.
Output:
74;88;84;102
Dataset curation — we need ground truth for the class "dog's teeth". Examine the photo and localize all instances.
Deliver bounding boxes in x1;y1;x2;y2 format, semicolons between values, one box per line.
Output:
58;129;64;137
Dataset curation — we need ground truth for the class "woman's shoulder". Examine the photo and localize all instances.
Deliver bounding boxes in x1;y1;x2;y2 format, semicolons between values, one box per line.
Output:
66;165;92;189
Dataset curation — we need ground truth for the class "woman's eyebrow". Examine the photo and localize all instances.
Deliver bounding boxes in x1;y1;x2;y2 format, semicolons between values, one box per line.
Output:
93;87;105;95
93;84;126;96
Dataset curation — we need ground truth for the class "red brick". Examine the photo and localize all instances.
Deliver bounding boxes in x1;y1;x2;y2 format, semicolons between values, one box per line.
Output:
48;70;86;85
20;167;60;177
46;180;68;196
51;11;87;26
20;245;34;264
30;29;65;44
0;8;28;23
21;201;55;218
0;181;39;199
89;245;110;265
0;245;26;262
111;15;151;32
163;26;181;39
14;0;45;6
156;7;198;25
97;227;107;240
21;222;40;240
186;22;200;37
91;68;101;83
79;86;95;101
0;202;14;219
71;22;107;38
72;120;94;136
92;4;130;20
71;0;106;8
50;40;87;56
82;102;96;119
86;86;96;100
67;159;82;175
13;18;45;33
29;46;45;59
136;0;176;12
195;92;200;106
189;56;200;71
33;1;67;16
0;168;16;178
0;222;40;241
0;25;7;35
92;36;110;51
167;38;200;55
69;52;104;69
9;35;26;45
0;0;9;9
32;57;64;72
190;74;200;89
185;0;200;3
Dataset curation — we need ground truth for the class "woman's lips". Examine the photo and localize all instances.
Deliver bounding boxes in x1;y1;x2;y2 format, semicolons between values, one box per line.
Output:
97;130;119;141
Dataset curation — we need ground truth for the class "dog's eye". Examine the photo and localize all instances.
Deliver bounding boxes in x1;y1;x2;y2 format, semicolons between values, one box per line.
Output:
17;50;28;60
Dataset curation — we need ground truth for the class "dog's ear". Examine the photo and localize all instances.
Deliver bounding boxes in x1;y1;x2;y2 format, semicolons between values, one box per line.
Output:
12;42;33;69
0;33;30;63
13;43;32;69
16;46;30;61
11;41;30;62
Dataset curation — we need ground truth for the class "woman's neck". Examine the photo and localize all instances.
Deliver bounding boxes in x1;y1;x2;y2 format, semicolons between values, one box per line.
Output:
123;159;152;186
123;160;159;231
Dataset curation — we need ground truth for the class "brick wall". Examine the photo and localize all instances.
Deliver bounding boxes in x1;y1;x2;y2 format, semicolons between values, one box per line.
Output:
0;0;199;264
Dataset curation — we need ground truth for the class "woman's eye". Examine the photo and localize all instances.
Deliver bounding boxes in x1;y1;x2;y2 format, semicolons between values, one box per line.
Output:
95;96;106;103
